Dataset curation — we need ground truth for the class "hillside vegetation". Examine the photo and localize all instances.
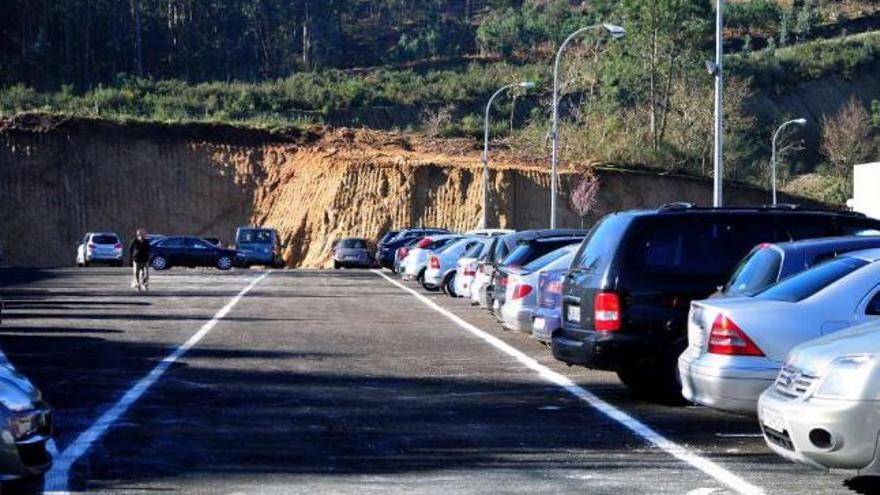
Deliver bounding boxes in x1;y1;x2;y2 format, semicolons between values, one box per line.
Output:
2;0;880;204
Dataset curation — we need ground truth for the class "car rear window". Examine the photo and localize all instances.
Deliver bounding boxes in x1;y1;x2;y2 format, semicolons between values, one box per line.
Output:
523;246;573;272
338;239;367;249
428;237;458;251
572;215;630;272
756;256;869;302
238;229;273;244
463;241;484;259
505;239;581;267
379;232;399;244
92;235;119;244
724;246;783;297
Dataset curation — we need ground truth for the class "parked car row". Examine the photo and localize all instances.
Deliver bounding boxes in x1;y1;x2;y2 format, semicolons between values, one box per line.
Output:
381;204;880;476
75;226;285;270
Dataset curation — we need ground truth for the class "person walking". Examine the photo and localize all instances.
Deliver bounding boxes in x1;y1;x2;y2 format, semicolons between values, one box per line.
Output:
129;228;151;291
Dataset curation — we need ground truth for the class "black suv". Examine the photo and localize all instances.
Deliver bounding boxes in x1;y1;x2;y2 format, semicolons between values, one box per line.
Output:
552;204;880;402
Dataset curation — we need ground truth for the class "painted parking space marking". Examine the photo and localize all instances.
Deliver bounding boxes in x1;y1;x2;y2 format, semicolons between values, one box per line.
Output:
374;269;765;495
43;272;270;495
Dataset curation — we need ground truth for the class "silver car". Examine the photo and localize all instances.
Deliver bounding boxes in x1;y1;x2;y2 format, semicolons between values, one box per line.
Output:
332;238;373;269
424;237;490;294
76;232;124;267
759;319;880;473
0;363;52;480
500;245;578;333
679;249;880;415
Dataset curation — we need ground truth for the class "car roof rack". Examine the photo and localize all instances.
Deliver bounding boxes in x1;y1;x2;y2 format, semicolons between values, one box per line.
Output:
658;202;696;211
760;203;800;210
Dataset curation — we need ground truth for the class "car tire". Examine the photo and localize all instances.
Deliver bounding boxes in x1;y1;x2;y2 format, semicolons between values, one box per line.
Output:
616;366;652;393
217;256;233;271
444;273;457;297
416;268;426;285
334;262;340;270
151;256;169;271
654;337;689;405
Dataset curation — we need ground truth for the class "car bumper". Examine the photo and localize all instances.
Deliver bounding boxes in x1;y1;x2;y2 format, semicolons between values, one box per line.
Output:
759;389;880;473
454;275;473;298
335;258;372;267
551;325;644;370
86;253;122;261
532;308;561;343
678;351;778;415
500;302;534;333
0;407;53;480
424;269;443;288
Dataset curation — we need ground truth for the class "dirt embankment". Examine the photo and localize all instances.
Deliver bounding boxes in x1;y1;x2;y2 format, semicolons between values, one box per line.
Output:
0;116;806;268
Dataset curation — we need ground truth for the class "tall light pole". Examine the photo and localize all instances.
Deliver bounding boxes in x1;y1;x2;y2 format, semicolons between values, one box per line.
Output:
482;81;536;229
550;23;625;229
712;0;724;207
771;118;807;205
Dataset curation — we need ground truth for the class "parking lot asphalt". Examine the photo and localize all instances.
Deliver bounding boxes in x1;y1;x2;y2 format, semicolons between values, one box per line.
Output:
0;268;879;494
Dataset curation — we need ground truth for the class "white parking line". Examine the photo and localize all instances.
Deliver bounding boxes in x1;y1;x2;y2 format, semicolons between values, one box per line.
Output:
373;269;766;495
43;272;270;495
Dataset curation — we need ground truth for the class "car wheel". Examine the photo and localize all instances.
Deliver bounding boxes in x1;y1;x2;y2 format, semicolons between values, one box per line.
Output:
216;256;233;271
333;261;340;270
151;256;168;271
654;337;689;405
444;273;458;297
616;366;652;393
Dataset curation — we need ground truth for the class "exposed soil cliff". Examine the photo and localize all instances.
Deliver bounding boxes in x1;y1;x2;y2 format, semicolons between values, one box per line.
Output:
0;116;811;268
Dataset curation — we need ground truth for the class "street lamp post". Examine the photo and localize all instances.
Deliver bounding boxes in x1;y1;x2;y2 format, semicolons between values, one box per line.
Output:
482;81;536;229
550;23;625;229
712;0;724;207
771;118;807;205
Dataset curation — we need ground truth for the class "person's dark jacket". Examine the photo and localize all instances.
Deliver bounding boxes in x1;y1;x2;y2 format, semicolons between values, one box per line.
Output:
129;237;150;264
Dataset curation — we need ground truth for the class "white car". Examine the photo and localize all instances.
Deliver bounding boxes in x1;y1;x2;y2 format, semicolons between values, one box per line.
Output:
759;319;880;474
402;235;462;284
679;249;880;415
76;232;124;267
500;244;578;333
453;241;492;298
424;237;491;294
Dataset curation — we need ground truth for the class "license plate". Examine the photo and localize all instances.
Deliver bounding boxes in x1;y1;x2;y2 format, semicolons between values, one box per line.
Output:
567;305;581;322
534;317;545;331
761;406;785;433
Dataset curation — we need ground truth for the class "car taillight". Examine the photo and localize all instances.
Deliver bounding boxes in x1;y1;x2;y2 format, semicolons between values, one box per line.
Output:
499;275;508;288
464;263;477;277
87;243;96;250
511;284;533;300
594;292;621;332
707;314;764;356
114;243;122;249
429;255;440;270
398;247;409;259
416;238;432;249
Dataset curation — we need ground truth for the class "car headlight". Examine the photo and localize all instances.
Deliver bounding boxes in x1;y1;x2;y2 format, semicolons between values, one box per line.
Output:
813;354;876;400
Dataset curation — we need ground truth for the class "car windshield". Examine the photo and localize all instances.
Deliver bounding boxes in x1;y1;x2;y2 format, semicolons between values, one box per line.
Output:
238;229;273;244
523;246;573;272
756;256;869;302
725;246;783;297
338;239;367;249
92;235;118;244
428;237;459;250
